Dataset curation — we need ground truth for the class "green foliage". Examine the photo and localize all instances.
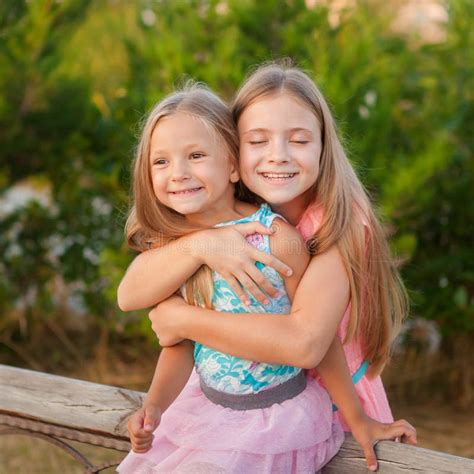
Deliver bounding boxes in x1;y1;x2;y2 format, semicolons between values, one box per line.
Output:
0;0;472;353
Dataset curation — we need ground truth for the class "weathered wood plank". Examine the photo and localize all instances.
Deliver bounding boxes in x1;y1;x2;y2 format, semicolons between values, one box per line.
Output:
322;435;474;473
0;364;143;439
2;364;474;473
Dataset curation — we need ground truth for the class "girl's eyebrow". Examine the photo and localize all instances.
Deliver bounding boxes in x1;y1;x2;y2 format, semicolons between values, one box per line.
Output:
242;127;314;135
288;127;313;134
150;143;204;159
150;150;167;160
242;128;268;135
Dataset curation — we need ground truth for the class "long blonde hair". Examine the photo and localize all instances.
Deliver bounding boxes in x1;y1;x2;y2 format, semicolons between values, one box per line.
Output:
126;83;240;308
233;62;408;376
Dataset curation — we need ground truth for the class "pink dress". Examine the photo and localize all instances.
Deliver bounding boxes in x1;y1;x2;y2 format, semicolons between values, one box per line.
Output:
117;370;343;473
296;203;394;431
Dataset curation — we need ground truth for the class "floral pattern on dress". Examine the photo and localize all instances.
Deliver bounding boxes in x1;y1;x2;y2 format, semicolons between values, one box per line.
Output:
193;204;301;395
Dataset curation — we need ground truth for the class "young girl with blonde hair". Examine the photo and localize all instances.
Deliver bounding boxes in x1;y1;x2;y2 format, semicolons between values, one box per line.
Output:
118;68;416;473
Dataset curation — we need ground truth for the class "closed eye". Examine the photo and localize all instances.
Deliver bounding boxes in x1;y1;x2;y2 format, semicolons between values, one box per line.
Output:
290;140;309;144
249;140;267;145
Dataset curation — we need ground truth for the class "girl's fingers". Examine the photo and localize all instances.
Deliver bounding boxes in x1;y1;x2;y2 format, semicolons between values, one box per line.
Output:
135;437;153;446
384;421;417;445
393;419;417;444
235;271;269;305
132;443;152;453
245;264;279;298
128;411;145;434
131;430;154;440
221;273;250;306
232;222;274;237
251;248;292;277
131;435;154;452
362;444;378;472
132;433;154;444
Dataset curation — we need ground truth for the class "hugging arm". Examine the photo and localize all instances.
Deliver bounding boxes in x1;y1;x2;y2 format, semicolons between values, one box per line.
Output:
117;222;291;311
153;243;349;369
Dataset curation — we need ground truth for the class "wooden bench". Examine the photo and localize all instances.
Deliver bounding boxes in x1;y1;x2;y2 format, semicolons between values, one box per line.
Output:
1;364;473;473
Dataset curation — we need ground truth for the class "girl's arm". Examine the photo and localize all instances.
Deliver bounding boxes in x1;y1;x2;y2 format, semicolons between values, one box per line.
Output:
127;341;194;453
144;342;194;413
150;242;349;369
318;337;417;471
317;337;369;429
117;223;291;311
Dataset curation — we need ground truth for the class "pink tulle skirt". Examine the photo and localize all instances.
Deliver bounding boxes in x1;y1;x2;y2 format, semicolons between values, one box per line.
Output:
117;370;344;473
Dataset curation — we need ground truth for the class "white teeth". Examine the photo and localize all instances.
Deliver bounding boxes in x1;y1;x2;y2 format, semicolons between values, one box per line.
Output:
171;187;202;195
261;173;296;179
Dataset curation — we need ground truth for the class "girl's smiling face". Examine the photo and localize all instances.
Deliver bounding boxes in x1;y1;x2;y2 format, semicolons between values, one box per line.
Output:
150;112;239;225
238;93;322;222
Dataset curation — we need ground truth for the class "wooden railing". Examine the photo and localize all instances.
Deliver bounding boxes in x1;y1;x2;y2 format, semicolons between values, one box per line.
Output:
1;364;473;473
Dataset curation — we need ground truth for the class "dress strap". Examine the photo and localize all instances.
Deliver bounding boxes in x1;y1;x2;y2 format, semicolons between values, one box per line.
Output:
351;360;369;384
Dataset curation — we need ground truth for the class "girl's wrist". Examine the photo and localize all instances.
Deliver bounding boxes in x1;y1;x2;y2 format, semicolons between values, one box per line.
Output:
185;231;207;265
344;408;370;429
175;304;194;339
143;399;162;413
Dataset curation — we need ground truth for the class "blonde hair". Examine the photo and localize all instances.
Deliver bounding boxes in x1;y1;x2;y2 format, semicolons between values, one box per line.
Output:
233;62;408;376
126;83;240;308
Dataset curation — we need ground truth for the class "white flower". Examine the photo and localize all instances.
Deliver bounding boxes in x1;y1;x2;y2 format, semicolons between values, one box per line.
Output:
0;183;51;217
91;196;113;216
5;243;22;259
14;287;37;311
439;276;448;288
364;90;377;107
45;234;68;260
67;292;88;316
141;9;156;27
358;105;370;119
83;247;100;265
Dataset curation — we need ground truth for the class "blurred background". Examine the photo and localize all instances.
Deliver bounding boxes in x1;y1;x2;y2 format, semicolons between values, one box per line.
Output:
1;0;473;471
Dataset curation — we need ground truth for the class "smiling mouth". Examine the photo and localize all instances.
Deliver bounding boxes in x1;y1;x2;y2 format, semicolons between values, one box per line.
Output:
259;172;298;181
169;187;204;195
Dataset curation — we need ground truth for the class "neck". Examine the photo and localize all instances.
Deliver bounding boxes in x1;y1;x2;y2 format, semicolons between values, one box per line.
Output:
184;189;243;227
186;207;240;228
272;195;309;226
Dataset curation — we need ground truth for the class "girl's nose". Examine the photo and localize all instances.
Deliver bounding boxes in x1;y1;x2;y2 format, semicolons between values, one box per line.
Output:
171;161;191;181
268;139;289;164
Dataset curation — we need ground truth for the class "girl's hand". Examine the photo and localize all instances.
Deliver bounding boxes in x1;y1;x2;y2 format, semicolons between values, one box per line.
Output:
195;223;293;306
149;296;188;346
351;415;417;471
127;404;162;453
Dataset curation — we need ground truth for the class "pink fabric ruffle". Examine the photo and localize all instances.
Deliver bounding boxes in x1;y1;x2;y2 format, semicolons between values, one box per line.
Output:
117;371;344;473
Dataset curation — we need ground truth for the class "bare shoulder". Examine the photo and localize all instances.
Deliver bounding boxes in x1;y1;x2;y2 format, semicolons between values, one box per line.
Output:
269;218;307;261
301;244;349;291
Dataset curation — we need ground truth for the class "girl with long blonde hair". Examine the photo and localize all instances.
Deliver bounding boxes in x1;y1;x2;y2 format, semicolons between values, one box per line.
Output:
118;66;416;473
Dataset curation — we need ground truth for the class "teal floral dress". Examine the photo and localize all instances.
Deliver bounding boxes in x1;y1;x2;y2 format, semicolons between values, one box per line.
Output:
193;204;301;395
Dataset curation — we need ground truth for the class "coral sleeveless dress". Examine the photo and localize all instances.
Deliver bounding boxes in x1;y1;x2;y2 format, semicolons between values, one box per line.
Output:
296;203;394;431
117;204;344;473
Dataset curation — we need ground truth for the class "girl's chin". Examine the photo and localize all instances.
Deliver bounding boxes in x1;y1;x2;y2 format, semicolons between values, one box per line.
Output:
258;193;301;207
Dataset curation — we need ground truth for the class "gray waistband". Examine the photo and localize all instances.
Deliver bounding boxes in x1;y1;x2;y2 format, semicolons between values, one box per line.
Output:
200;370;307;411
